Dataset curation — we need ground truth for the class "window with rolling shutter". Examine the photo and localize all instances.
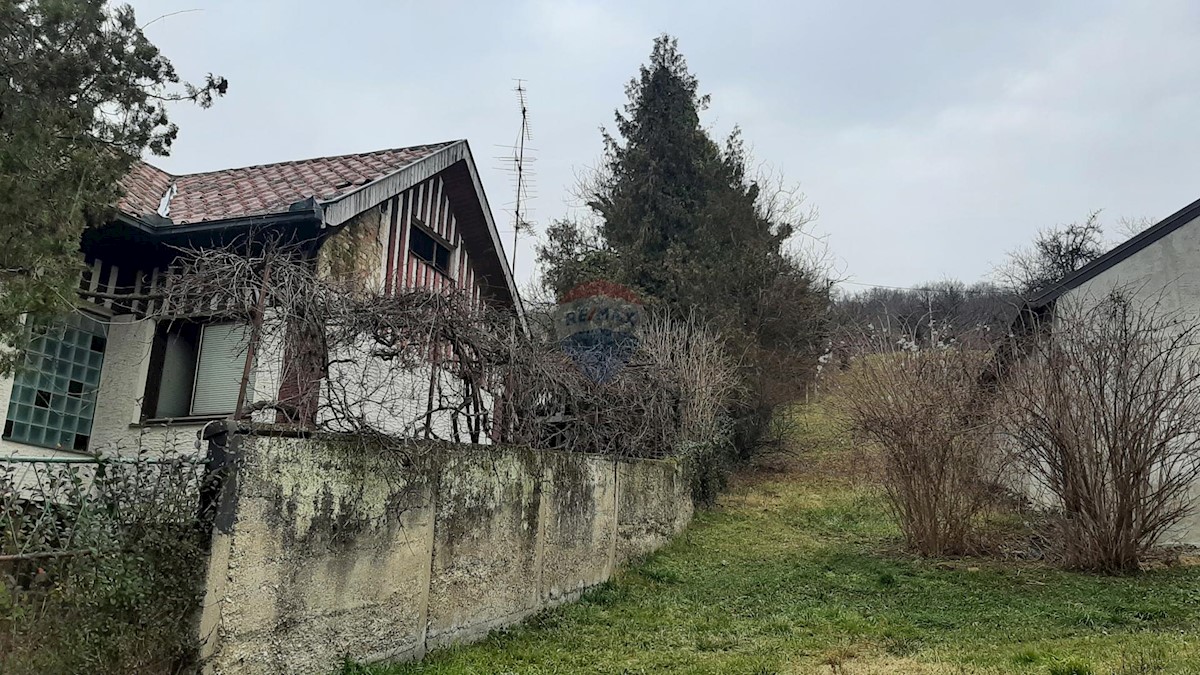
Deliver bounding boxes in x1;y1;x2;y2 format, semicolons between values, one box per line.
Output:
143;321;250;419
191;324;250;416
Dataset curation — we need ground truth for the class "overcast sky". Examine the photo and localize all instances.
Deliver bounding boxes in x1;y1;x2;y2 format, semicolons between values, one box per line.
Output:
126;0;1200;292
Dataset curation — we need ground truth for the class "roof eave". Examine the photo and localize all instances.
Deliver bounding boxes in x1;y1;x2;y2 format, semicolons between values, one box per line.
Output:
455;142;528;334
114;201;325;239
1029;194;1200;308
319;141;465;228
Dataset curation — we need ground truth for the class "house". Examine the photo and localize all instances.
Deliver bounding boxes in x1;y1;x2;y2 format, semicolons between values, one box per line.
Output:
1016;195;1200;546
1023;197;1200;317
0;140;523;459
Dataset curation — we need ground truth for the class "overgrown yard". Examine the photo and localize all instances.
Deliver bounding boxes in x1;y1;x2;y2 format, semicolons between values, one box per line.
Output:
355;406;1200;674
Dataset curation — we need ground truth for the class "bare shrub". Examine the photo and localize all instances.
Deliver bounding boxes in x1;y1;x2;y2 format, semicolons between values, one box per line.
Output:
498;310;738;461
1001;291;1200;572
639;311;741;502
831;332;1004;556
638;311;740;448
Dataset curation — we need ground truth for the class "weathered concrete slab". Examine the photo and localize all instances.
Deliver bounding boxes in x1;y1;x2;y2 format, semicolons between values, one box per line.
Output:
203;436;434;674
537;452;618;604
615;458;692;564
424;447;543;649
198;439;693;675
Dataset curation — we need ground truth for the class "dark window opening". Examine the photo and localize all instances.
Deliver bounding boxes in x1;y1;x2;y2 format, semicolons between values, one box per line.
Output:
34;390;51;408
68;380;84;396
409;226;453;275
73;434;89;451
143;321;249;419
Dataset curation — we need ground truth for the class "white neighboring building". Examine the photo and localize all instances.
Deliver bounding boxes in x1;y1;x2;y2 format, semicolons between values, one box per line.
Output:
0;140;523;461
1021;195;1200;546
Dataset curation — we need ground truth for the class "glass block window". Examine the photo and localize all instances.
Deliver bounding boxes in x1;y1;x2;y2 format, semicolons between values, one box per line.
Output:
3;313;107;451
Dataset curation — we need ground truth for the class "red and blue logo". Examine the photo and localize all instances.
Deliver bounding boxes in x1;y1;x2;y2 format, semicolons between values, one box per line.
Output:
554;281;642;384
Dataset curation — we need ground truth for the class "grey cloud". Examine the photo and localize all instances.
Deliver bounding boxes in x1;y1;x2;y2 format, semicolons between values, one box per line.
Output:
128;0;1200;290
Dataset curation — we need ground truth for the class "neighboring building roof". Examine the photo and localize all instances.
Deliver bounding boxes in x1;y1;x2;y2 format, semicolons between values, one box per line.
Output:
1029;195;1200;308
119;142;456;224
992;193;1200;386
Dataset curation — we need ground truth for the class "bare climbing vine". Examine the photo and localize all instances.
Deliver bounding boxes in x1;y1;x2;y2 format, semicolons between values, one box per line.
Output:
102;233;739;459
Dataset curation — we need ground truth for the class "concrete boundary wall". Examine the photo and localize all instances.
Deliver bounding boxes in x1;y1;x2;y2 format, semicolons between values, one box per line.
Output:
196;434;692;674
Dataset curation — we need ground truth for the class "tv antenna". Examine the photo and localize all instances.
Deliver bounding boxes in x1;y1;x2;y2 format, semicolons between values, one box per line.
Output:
497;79;536;272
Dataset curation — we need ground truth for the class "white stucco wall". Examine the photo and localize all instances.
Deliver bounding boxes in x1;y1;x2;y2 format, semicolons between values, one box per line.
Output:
1058;212;1200;546
319;345;493;443
1067;213;1200;311
0;312;278;463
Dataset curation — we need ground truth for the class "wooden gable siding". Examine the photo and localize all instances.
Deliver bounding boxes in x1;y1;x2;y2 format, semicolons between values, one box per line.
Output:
382;174;483;304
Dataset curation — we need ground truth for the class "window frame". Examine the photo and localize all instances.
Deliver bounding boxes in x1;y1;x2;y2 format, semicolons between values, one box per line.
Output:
408;218;455;276
141;318;250;423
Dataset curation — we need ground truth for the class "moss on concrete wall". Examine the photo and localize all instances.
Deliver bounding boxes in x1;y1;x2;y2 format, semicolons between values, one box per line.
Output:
197;437;691;675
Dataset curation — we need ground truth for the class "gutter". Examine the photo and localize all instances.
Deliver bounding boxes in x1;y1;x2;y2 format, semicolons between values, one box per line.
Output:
1025;194;1200;309
115;198;325;239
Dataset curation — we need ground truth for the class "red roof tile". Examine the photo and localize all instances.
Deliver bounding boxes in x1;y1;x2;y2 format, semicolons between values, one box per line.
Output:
118;141;457;225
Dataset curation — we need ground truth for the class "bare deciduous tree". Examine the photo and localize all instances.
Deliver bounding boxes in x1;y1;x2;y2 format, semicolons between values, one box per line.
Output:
1115;215;1155;239
995;212;1106;297
1001;291;1200;572
831;280;1021;356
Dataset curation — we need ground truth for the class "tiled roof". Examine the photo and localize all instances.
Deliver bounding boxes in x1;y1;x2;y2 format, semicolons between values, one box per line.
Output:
118;141;458;225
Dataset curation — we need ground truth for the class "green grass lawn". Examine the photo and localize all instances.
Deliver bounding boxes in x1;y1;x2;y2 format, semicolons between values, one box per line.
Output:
353;407;1200;674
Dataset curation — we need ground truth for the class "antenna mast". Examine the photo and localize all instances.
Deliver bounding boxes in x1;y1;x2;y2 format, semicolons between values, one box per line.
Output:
505;80;535;271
